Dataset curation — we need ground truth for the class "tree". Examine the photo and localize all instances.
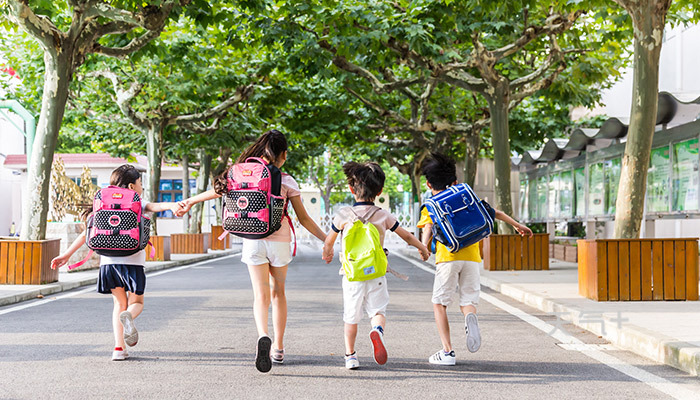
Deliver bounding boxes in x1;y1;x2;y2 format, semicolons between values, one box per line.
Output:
3;0;192;240
611;0;699;238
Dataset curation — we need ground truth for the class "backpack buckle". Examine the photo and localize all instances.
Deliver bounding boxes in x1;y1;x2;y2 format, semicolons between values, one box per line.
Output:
444;204;454;217
112;204;121;209
240;182;249;189
111;229;119;236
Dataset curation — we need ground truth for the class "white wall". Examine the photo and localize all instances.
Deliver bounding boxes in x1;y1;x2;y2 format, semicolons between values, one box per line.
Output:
0;110;27;235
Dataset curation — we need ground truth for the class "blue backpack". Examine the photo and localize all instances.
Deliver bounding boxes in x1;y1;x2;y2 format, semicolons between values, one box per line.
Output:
422;183;495;253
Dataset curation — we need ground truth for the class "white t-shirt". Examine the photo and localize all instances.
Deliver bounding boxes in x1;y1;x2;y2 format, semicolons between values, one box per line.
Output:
99;200;150;266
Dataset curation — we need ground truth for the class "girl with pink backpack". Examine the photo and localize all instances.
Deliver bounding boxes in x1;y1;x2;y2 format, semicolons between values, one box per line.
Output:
177;129;327;373
51;164;183;361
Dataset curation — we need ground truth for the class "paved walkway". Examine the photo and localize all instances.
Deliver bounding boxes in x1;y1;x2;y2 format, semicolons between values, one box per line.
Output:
0;248;241;307
398;249;700;377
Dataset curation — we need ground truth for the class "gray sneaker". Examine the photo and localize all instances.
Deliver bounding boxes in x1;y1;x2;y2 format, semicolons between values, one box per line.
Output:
119;311;139;347
465;313;481;353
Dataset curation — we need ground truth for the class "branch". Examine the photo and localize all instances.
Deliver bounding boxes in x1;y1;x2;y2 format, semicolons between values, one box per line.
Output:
7;1;63;53
170;84;255;125
511;60;567;102
418;78;437;126
330;55;424;94
92;70;151;132
344;86;413;126
92;29;161;57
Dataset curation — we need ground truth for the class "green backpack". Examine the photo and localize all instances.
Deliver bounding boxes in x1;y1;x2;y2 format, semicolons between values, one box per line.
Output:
341;207;388;282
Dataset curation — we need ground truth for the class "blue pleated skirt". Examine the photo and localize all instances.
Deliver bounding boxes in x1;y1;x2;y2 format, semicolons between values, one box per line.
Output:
97;264;146;295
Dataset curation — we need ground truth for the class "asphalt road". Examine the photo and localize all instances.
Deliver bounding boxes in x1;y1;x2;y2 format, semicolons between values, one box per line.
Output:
1;246;699;400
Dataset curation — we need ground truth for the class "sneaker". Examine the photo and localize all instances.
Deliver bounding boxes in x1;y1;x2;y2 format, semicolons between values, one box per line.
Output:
465;312;481;353
429;350;456;365
271;348;284;364
119;311;138;347
369;326;387;365
255;335;272;373
112;347;129;361
345;352;360;369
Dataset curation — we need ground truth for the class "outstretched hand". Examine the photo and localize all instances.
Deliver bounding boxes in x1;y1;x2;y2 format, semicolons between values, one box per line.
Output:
516;224;533;237
50;255;69;270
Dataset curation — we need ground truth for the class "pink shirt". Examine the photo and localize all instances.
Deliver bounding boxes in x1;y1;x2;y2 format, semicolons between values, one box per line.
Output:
332;203;400;247
265;174;301;242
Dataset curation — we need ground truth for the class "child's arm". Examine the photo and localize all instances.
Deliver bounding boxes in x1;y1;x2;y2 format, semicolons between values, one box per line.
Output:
494;209;533;237
289;196;327;242
420;222;433;250
144;202;182;214
322;230;339;263
394;226;430;261
50;231;86;270
175;189;222;217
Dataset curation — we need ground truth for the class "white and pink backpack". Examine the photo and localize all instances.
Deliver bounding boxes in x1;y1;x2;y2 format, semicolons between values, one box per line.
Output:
221;158;294;251
69;186;152;269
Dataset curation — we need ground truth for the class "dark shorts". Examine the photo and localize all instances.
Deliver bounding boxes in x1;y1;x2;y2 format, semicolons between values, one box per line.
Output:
97;264;146;295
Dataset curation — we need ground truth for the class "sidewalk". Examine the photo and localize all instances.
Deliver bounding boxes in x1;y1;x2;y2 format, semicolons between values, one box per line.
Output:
398;248;700;377
0;246;241;308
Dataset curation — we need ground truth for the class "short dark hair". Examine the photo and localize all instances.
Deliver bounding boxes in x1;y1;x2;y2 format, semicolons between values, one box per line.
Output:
421;152;457;191
343;161;385;201
110;164;141;188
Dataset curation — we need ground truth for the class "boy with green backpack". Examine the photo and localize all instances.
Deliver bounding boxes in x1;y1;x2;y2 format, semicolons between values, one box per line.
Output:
323;162;429;369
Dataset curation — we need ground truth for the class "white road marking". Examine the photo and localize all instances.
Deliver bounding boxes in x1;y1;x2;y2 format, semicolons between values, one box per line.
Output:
394;252;700;400
0;253;241;316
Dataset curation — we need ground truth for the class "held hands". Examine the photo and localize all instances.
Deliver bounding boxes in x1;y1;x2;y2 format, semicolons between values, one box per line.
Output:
322;245;334;264
50;254;69;270
417;243;430;261
516;224;533;237
175;199;192;217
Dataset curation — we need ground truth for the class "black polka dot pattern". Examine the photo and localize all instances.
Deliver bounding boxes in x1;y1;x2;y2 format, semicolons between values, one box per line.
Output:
86;188;148;256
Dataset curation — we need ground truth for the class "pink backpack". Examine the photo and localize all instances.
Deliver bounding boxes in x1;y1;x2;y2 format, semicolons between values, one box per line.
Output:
220;157;296;253
69;186;153;269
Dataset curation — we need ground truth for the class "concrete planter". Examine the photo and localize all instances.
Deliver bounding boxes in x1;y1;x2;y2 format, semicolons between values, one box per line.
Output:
564;245;578;263
0;237;60;284
578;239;699;301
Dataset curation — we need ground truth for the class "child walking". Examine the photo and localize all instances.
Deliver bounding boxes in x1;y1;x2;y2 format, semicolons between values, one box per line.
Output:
418;153;532;365
177;129;326;373
51;164;182;361
323;162;429;369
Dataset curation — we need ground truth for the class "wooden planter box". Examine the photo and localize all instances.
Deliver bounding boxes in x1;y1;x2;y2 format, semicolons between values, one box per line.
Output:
0;238;60;284
578;239;699;301
482;234;549;271
146;236;171;261
171;233;210;254
210;225;230;251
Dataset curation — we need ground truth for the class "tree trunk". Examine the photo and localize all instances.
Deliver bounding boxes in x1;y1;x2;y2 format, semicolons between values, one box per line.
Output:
486;82;515;234
21;52;73;240
145;126;163;236
189;150;212;234
464;128;481;188
613;1;669;239
181;155;190;232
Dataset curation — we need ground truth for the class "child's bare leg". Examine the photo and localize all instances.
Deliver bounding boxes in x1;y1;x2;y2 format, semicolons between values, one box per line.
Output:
111;288;128;348
433;304;452;352
344;323;358;355
370;313;386;329
127;293;144;318
248;263;272;337
460;305;476;316
269;265;288;350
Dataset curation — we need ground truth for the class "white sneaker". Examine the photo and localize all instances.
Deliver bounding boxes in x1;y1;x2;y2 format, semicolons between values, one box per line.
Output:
112;348;129;361
429;350;456;365
465;313;481;353
345;353;360;369
119;311;139;347
369;327;387;365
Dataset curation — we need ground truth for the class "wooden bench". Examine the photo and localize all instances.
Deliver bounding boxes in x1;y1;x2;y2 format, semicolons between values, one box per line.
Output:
0;238;60;284
171;233;210;254
210;226;230;250
146;236;171;261
482;234;549;271
578;239;699;301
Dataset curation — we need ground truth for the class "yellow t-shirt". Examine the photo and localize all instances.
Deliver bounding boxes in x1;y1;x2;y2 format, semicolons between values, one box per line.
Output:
417;208;482;264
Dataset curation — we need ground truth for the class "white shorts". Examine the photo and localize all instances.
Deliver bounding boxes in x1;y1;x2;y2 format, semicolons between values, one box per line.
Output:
342;275;389;324
241;239;292;267
432;260;481;307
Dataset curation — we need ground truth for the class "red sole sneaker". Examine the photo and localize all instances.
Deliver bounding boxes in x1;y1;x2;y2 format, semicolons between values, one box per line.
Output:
370;330;387;365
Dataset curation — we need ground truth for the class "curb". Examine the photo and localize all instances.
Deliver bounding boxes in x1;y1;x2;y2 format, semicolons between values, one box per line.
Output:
0;250;240;308
398;248;700;377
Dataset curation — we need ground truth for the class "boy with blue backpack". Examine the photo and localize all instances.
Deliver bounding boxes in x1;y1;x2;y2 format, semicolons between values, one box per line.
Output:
418;153;532;365
323;162;429;369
